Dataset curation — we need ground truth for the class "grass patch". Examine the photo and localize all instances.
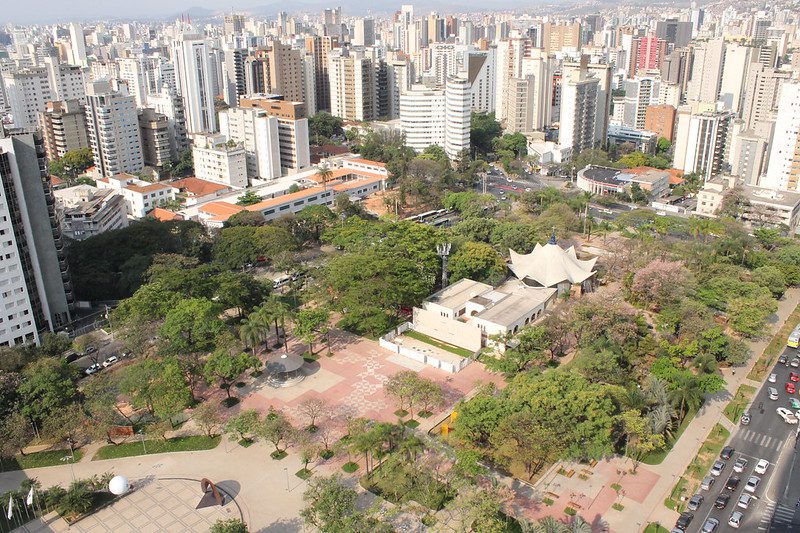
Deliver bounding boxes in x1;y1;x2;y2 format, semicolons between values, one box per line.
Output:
724;384;757;423
564;507;577;516
644;524;670;533
612;502;624;511
221;397;240;408
664;476;688;511
641;406;699;465
404;330;474;358
302;351;319;363
250;370;263;378
270;450;288;460
320;450;334;460
295;468;312;480
0;449;84;472
611;483;622;492
418;410;433;418
405;419;420;429
235;381;246;388
542;497;554;506
94;435;220;460
342;462;359;473
749;303;800;381
394;409;409;417
238;438;254;448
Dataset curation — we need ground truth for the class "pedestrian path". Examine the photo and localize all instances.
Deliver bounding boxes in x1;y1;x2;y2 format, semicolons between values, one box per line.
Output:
760;502;796;530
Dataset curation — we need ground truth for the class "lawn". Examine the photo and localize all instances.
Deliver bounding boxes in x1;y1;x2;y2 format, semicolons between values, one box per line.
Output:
0;449;83;472
93;435;220;460
404;330;474;358
641;406;699;465
664;423;730;512
724;384;757;423
644;524;670;533
749;303;800;381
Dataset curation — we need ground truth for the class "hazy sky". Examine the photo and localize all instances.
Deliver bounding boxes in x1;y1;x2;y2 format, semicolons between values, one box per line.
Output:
5;1;265;24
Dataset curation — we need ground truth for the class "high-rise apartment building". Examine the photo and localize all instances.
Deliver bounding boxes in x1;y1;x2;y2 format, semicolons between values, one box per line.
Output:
238;96;311;173
3;68;53;130
38;99;89;161
171;31;217;133
305;36;338;111
146;91;189;155
353;19;376;47
542;23;581;53
763;82;800;191
558;59;600;155
138;108;179;169
623;77;660;130
328;50;377;122
85;80;144;178
673;106;732;181
687;38;725;105
741;65;790;130
68;23;87;66
43;58;87;102
191;134;248;188
0;132;72;346
219;107;282;181
630;36;667;77
644;105;677;142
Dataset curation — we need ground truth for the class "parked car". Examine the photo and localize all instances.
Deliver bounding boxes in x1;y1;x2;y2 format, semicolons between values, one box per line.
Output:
770;387;780;400
711;460;725;476
720;446;735;460
769;373;778;383
702;517;720;532
777;407;798;424
728;511;743;529
740;411;751;425
790;398;800;409
745;476;760;493
791;372;799;382
85;346;97;355
687;494;704;511
755;459;770;475
733;458;748;473
725;476;740;491
84;363;101;376
786;382;796;394
675;511;694;531
737;492;753;509
701;476;716;490
102;355;118;368
791;358;800;368
714;493;730;509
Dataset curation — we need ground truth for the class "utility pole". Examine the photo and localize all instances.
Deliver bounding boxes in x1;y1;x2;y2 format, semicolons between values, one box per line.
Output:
437;243;451;288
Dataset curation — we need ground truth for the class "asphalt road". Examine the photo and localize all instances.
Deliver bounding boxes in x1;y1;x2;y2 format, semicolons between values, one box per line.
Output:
683;345;800;533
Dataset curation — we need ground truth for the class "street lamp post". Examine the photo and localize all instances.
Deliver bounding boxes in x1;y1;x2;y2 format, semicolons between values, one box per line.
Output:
284;467;289;492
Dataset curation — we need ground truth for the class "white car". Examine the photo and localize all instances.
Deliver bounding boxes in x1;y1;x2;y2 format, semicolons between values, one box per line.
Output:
745;475;761;493
769;373;777;383
102;355;118;368
737;493;752;509
728;510;743;529
733;457;748;473
84;363;101;375
755;459;770;475
710;460;725;476
777;407;799;424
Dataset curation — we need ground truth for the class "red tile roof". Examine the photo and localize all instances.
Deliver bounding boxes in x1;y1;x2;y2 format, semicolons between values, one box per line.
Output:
149;208;182;221
171;177;231;197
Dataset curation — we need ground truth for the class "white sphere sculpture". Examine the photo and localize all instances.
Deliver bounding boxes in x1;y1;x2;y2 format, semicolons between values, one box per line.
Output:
108;475;130;495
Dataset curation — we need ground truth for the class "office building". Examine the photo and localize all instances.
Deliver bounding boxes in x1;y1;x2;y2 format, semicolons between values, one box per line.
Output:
655;19;692;48
353;19;376;47
38;99;89;161
85;80;144;178
0;132;72;346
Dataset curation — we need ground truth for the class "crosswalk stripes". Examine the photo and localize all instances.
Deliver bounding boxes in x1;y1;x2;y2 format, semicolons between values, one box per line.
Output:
772;503;797;527
740;429;785;450
759;502;776;530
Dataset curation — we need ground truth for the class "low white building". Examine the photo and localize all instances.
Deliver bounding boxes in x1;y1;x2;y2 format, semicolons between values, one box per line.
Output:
53;185;128;240
192;134;248;188
96;173;177;218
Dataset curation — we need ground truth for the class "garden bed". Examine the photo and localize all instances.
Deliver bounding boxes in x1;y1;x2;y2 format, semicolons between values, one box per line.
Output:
0;449;83;472
404;330;474;358
360;458;454;510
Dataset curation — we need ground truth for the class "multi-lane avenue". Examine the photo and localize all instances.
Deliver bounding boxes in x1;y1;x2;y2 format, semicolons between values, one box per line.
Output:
681;344;800;532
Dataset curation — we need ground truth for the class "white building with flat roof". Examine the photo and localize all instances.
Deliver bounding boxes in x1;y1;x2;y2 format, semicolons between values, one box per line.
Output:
191;134;248;188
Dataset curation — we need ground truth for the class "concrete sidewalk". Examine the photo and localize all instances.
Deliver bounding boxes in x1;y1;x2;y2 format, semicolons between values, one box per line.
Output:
632;288;800;531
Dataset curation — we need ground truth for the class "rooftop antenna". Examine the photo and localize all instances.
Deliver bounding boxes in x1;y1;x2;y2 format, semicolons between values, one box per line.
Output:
437;242;451;287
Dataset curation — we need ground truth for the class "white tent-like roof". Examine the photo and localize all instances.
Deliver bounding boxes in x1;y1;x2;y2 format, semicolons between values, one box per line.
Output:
508;241;597;288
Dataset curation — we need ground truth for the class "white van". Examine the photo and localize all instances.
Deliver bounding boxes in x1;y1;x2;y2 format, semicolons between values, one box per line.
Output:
272;275;291;290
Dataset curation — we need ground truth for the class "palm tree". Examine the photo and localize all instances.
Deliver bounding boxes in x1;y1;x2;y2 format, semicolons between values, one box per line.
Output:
316;164;333;194
238;318;260;354
567;517;592;533
264;296;291;353
669;374;705;419
397;435;424;464
534;516;568;533
644;376;669;407
649;403;676;439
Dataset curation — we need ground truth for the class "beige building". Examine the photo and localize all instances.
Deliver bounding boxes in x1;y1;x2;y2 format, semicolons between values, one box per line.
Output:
38;99;89;161
328;50;377;122
191;134;248;188
305;36;338;111
542;23;581;53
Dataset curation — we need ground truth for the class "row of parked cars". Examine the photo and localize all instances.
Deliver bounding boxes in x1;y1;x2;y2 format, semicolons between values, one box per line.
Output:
84;354;125;375
673;446;769;532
